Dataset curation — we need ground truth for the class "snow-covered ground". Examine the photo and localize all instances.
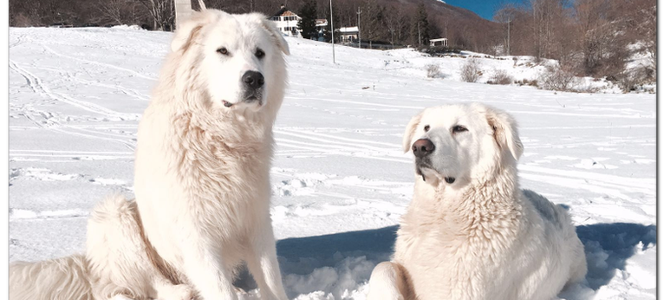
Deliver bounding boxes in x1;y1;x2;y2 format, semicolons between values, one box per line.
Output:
9;27;656;299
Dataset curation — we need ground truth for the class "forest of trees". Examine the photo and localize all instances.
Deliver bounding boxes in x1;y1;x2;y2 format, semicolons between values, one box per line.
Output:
492;0;656;79
9;0;656;81
8;0;495;49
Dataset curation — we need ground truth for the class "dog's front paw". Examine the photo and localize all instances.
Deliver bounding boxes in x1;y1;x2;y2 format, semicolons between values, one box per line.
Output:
158;284;195;300
366;289;404;300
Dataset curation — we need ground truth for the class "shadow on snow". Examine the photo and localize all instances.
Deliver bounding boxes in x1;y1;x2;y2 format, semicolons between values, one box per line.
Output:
576;222;656;290
236;216;655;298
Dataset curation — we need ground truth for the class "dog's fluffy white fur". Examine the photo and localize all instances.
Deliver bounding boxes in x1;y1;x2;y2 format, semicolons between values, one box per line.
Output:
367;103;587;300
10;6;290;300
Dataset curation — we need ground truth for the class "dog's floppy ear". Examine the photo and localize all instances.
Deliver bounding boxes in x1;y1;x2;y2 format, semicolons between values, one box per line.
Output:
484;105;524;160
402;110;424;153
257;15;290;55
171;11;215;53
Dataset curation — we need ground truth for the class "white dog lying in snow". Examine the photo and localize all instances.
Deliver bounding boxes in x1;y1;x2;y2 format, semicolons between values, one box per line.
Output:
367;103;587;300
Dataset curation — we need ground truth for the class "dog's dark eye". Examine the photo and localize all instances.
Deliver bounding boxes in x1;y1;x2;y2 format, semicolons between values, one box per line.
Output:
424;125;430;132
217;47;229;55
452;125;468;133
255;48;265;59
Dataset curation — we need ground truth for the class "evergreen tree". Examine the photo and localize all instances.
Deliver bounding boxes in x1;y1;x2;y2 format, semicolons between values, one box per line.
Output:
411;3;430;46
322;3;340;43
297;0;318;40
361;0;386;42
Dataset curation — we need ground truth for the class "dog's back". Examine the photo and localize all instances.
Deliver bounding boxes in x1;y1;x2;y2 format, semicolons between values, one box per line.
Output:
87;195;192;300
9;195;191;300
523;189;587;286
87;195;154;299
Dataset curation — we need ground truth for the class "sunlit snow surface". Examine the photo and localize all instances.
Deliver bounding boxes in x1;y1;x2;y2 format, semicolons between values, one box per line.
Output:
9;27;656;300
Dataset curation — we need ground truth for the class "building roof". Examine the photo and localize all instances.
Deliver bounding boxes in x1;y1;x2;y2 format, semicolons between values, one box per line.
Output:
272;5;299;17
272;6;286;17
430;38;448;42
316;19;328;26
280;10;298;17
339;26;359;33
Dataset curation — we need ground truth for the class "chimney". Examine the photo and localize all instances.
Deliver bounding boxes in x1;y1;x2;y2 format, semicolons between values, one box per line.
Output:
280;4;285;9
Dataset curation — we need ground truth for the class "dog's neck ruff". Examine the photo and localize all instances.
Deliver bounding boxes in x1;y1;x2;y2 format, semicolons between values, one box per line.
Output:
456;165;524;240
168;110;274;161
412;163;523;234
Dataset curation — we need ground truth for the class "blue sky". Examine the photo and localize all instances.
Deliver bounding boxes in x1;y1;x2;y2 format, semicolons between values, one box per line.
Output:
443;0;526;20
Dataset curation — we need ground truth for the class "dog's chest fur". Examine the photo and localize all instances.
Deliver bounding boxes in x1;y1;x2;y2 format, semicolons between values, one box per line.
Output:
169;112;273;229
134;107;274;250
394;181;527;299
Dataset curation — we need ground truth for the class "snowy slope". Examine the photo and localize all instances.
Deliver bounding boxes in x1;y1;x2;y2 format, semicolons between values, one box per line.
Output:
9;27;656;300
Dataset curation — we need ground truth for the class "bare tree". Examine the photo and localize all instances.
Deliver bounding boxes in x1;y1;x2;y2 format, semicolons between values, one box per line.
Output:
10;0;43;26
494;4;516;56
140;0;175;30
574;0;628;76
97;0;130;25
530;0;566;61
360;0;387;42
625;1;656;72
382;6;397;45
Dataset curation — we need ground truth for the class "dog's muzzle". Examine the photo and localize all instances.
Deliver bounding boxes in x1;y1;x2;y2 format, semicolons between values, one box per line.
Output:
413;138;435;179
412;138;455;184
242;70;264;103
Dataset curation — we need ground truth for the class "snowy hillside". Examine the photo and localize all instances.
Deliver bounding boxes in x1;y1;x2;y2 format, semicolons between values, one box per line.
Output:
9;27;656;300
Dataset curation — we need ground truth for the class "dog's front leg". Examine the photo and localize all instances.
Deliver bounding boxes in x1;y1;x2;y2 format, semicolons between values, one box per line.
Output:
246;219;289;300
367;262;408;300
180;232;237;300
153;276;193;300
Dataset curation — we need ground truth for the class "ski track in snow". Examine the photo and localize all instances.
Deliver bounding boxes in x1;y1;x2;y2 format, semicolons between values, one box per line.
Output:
9;59;140;120
9;27;656;300
9;52;141;151
42;44;158;81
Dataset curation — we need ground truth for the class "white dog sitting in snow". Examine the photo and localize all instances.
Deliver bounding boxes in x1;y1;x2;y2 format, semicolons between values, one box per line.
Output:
10;2;290;300
366;103;587;300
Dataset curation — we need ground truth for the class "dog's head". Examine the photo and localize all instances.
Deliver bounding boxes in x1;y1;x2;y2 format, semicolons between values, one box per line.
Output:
403;103;523;187
170;9;289;113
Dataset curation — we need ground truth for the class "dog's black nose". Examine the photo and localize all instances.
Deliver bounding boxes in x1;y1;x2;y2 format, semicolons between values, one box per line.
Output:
412;139;435;158
243;71;264;89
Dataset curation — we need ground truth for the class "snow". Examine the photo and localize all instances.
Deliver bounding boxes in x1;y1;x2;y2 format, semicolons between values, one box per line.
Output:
8;27;656;299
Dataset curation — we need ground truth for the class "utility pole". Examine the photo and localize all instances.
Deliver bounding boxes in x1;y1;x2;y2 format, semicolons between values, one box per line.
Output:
330;0;335;64
357;7;362;49
390;28;394;47
444;18;448;47
418;21;421;46
507;17;511;56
